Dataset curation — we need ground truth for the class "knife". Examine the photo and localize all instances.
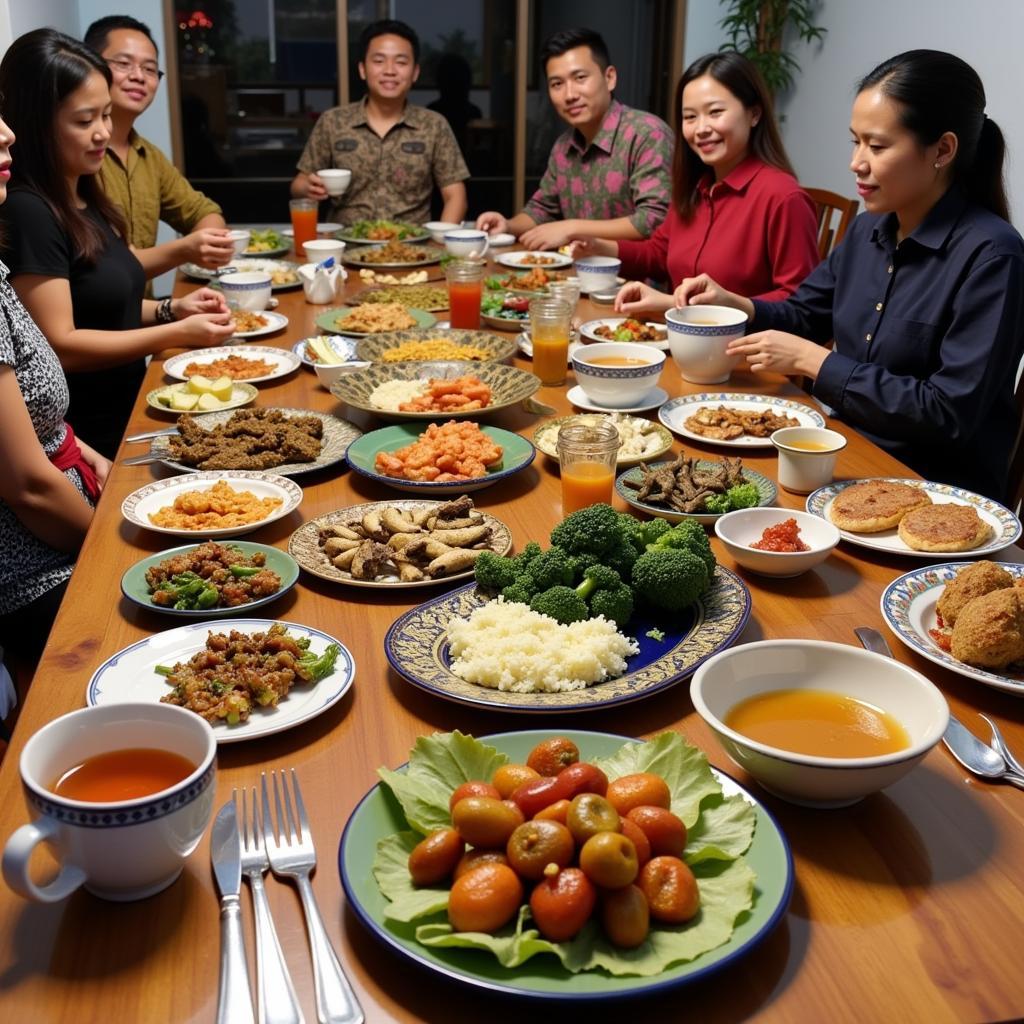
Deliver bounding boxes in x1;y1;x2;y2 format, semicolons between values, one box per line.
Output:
125;427;180;443
211;800;256;1024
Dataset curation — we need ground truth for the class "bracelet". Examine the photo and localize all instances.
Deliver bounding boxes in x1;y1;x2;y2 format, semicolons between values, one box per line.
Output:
156;297;175;324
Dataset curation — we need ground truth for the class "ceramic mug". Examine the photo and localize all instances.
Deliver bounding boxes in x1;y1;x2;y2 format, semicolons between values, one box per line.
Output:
227;229;251;255
317;168;352;196
444;229;489;258
221;271;273;312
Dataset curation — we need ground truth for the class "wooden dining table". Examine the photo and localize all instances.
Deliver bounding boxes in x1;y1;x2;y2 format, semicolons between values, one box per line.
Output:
1;244;1022;1023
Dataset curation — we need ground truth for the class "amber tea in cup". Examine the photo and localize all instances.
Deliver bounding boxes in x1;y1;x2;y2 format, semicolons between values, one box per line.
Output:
52;748;197;803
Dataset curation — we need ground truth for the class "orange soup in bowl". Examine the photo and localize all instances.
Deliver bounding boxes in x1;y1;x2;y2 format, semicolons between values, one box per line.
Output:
583;356;652;367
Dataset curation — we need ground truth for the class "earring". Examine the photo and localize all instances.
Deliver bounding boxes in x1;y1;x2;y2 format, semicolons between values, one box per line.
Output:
934;162;941;169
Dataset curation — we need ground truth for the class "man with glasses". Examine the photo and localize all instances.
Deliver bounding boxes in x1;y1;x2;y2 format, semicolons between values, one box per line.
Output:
84;16;233;284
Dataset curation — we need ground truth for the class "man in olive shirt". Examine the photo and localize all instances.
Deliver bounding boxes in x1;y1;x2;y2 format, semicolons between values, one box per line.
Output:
84;16;234;282
291;20;468;225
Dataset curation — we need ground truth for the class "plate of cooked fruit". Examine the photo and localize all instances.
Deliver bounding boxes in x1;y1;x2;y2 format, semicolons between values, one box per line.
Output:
806;478;1021;558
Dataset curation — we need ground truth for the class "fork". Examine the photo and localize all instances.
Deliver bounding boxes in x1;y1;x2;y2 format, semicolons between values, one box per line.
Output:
980;714;1024;779
236;788;305;1024
261;770;364;1024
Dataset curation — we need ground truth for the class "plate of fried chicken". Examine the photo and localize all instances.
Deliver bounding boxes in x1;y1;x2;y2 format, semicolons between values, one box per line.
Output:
659;393;826;447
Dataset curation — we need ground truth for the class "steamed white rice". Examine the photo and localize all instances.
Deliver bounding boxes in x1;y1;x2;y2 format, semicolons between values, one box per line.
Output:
369;379;429;410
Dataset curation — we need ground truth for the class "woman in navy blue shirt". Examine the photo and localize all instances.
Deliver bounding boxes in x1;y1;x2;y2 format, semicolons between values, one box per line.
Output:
674;50;1024;502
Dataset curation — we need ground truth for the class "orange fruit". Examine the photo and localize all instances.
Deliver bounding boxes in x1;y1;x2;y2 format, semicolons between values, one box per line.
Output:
447;863;523;933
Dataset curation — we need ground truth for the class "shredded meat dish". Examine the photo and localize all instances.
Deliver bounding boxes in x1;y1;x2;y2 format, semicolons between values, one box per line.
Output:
684;405;800;440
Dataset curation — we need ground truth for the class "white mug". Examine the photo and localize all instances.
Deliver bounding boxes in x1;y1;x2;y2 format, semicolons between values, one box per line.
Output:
317;168;352;196
444;229;489;259
221;271;273;312
227;229;251;256
2;702;216;902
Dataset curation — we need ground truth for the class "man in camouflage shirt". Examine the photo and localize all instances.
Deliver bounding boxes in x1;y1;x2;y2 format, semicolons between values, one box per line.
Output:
477;28;672;251
292;20;468;226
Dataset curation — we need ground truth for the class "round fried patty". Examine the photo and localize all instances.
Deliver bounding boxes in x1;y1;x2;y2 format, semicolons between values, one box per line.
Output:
828;481;932;533
897;503;992;551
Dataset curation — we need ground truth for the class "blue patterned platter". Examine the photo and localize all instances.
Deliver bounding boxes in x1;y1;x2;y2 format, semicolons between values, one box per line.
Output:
658;393;826;448
807;478;1020;558
383;570;751;712
881;562;1024;697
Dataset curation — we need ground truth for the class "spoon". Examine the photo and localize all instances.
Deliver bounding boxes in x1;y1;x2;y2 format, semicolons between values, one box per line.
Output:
979;714;1024;779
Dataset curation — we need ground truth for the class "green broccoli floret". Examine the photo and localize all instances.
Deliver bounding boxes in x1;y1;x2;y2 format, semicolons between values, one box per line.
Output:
702;493;733;515
650;519;716;578
501;576;538;605
474;550;520;591
530;585;588;624
577;565;634;627
567;551;600;579
726;482;760;510
524;546;574;591
631;548;709;612
637;517;671;548
550;503;627;555
515;541;543;569
646;627;666;642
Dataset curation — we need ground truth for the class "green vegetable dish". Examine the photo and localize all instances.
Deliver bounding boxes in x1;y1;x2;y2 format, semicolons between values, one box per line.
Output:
345;220;423;241
245;228;287;253
371;730;759;977
144;540;282;610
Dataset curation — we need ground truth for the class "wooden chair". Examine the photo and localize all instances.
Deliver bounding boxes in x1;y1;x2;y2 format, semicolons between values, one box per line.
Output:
803;187;859;259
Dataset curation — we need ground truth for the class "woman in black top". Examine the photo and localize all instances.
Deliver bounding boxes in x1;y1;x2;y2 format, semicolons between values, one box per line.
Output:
0;29;236;458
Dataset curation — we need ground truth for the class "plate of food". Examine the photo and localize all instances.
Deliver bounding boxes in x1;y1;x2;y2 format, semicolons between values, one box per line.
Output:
495;250;573;270
293;335;360;369
616;454;777;524
337;220;429;244
481;291;531;330
339;728;790;999
346;283;450;312
881;561;1024;696
534;414;673;468
163;346;302;384
484;268;566;295
659;394;827;448
146;380;257;415
121;470;303;538
242;229;290;258
579;318;669;350
180;259;302;289
150;408;363;477
805;478;1021;558
230;310;289;338
120;540;299;616
346;422;535;495
288;497;512;588
86;619;354;743
355;329;516;364
317;304;437;337
343;241;440;269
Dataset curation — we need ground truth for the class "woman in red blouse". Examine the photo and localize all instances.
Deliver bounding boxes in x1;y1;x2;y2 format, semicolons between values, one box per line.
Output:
572;52;820;316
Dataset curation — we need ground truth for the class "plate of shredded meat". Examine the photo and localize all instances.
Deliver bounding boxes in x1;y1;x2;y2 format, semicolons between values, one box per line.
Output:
149;407;363;477
86;619;355;741
658;394;826;447
163;346;301;384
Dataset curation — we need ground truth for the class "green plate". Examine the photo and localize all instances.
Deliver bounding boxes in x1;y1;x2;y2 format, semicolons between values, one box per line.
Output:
120;541;299;617
338;729;792;1000
345;423;535;495
317;306;437;337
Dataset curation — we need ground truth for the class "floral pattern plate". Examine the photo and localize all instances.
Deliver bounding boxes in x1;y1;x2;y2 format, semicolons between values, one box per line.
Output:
533;414;673;468
163;345;301;384
383;570;751;712
659;394;827;448
881;561;1024;696
146;382;258;415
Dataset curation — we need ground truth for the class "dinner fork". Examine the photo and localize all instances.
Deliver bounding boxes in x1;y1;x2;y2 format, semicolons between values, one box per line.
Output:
980;714;1024;779
261;770;364;1024
236;788;305;1024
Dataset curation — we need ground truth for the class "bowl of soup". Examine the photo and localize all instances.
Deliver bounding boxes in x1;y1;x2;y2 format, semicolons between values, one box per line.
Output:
714;507;840;577
571;342;665;408
665;305;748;384
691;639;948;807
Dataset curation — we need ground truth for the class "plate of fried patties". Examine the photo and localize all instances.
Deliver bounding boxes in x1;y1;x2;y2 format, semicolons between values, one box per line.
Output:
805;478;1021;558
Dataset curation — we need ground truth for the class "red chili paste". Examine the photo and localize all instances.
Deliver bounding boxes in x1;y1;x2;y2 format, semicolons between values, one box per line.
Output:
751;517;810;552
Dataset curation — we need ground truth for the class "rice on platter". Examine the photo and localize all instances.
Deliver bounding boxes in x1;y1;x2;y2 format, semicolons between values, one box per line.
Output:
446;598;639;693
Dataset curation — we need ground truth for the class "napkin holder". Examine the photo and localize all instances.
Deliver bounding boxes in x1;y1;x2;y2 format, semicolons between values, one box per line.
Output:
299;258;345;304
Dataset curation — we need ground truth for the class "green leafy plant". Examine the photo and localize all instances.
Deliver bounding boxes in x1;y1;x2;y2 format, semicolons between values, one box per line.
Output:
719;0;827;95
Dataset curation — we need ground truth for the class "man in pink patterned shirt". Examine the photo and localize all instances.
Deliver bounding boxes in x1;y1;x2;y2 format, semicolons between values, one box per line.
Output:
477;28;672;250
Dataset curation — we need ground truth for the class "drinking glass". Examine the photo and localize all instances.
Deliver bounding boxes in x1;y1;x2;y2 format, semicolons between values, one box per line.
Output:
557;420;621;515
445;260;486;329
529;297;572;386
289;198;318;259
547;278;582;318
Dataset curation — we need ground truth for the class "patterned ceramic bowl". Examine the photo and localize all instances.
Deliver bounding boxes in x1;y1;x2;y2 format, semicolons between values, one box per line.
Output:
355;328;517;364
665;306;747;384
571;342;665;407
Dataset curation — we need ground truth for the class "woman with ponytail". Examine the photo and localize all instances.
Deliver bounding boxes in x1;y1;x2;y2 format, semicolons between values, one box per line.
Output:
674;50;1024;502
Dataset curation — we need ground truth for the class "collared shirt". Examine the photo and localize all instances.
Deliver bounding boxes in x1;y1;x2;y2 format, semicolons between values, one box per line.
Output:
297;99;469;224
99;130;222;251
752;188;1024;501
617;155;819;298
523;99;672;236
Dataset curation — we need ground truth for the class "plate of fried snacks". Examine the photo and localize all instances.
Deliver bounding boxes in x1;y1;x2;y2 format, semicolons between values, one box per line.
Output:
242;229;290;257
882;561;1024;696
121;540;299;616
331;361;539;420
616;452;777;524
230;310;289;338
147;380;258;415
534;413;673;468
289;496;512;588
181;259;301;289
337;220;429;244
658;394;826;448
163;345;301;384
346;422;535;495
806;478;1020;558
495;250;573;269
149;408;363;477
355;328;516;364
121;470;303;538
347;283;449;312
339;727;790;1000
343;241;441;269
580;318;669;350
87;620;354;742
317;304;437;336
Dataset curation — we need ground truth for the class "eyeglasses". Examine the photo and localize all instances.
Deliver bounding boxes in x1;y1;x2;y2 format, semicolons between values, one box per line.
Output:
106;58;164;81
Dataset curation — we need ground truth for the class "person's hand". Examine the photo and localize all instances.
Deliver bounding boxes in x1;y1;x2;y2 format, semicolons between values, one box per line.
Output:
567;237;617;259
182;228;235;269
672;273;740;309
518;220;574;251
171;287;230;319
726;330;829;378
305;172;329;202
475;211;507;235
613;280;674;316
174;312;237;348
78;440;111;492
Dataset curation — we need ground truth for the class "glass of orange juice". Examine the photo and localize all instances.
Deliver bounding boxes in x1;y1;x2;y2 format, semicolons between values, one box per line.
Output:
289;198;318;259
445;259;485;328
557;420;621;515
529;297;572;386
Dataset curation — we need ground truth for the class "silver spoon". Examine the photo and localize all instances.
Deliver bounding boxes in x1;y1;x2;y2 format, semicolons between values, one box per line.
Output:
979;714;1024;779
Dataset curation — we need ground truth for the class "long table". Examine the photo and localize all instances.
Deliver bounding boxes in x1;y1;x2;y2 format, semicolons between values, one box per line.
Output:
1;250;1022;1022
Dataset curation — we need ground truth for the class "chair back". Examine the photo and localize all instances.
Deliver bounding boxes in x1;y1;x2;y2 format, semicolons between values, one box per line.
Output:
1007;362;1024;512
804;187;859;259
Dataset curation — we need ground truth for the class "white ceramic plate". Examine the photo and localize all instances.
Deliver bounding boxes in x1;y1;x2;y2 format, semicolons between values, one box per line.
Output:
487;232;516;247
881;562;1024;696
281;223;342;237
292;336;361;369
86;619;355;743
121;470;303;538
579;318;669;350
495;250;573;270
516;332;582;362
163;346;301;384
231;311;289;338
567;384;669;414
180;259;302;289
145;382;257;415
805;478;1021;558
659;393;827;448
533;413;674;467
